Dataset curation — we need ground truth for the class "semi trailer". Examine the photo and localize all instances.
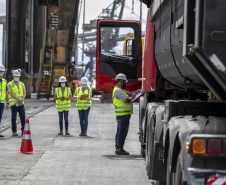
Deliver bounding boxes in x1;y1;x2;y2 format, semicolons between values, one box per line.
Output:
96;0;226;184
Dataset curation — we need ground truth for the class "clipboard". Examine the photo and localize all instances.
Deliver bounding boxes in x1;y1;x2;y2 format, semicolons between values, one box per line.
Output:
132;91;144;102
80;95;89;100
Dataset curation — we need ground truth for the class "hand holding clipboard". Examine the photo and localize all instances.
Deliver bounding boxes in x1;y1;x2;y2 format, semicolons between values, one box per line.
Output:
132;90;144;102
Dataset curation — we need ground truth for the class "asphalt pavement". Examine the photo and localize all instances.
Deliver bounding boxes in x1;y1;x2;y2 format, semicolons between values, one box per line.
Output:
0;97;152;185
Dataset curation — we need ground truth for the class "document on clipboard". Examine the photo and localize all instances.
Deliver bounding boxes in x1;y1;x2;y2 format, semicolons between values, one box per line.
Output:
80;95;89;100
132;91;144;102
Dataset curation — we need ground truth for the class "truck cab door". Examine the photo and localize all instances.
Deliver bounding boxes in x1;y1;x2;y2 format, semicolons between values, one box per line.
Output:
96;19;142;93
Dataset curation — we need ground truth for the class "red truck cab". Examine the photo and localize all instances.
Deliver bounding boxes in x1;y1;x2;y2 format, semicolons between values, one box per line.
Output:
96;19;142;93
141;9;156;92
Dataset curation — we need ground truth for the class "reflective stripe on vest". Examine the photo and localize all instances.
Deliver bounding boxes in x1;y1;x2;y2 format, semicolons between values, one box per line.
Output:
112;86;133;116
76;87;92;110
8;81;24;106
55;87;71;112
0;78;7;103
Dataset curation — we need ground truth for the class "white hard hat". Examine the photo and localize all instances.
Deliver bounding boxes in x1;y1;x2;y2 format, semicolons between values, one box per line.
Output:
0;65;5;72
115;73;128;82
12;69;21;76
59;76;67;82
81;77;88;84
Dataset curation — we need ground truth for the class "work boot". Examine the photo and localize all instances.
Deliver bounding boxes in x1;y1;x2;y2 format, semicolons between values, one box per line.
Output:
115;149;129;155
12;132;18;136
58;130;63;135
65;130;70;135
83;131;87;136
0;134;4;137
79;131;84;136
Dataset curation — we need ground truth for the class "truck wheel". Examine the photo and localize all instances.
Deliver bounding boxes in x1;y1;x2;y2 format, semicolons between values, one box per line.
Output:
175;152;186;185
145;118;155;178
139;96;145;127
155;181;166;185
140;118;146;157
166;152;174;185
141;144;145;157
145;122;150;168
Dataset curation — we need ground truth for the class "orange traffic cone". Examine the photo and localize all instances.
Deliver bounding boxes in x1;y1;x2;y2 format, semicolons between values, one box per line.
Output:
17;119;36;154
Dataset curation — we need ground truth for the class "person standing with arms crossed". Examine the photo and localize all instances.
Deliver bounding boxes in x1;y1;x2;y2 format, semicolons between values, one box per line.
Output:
73;77;92;136
0;65;9;137
112;73;140;155
54;76;72;135
7;69;26;136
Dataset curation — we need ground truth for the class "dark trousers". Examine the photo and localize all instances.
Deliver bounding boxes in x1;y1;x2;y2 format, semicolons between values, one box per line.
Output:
78;107;90;131
0;103;4;124
11;104;25;133
58;111;69;131
115;115;131;151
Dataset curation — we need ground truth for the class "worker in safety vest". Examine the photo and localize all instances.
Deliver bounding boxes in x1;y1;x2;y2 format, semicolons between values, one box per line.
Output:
73;77;92;136
112;73;140;155
0;65;9;137
54;76;72;135
7;69;26;136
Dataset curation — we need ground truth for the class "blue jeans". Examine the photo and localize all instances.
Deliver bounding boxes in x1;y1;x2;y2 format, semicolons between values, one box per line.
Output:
0;103;4;124
78;107;90;131
115;115;131;151
11;104;26;133
58;111;69;131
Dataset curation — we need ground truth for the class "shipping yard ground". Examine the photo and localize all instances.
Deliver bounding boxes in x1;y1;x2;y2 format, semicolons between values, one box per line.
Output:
0;96;153;185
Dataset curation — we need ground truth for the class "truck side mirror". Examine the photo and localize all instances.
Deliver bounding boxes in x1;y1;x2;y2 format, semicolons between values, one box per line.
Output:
126;39;136;56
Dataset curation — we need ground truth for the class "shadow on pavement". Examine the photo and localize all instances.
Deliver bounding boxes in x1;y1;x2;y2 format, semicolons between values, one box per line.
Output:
79;136;95;139
103;155;144;160
57;135;96;139
0;137;10;140
57;135;75;137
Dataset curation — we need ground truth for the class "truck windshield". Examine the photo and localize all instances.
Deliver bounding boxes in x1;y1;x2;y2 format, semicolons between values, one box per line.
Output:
100;27;135;56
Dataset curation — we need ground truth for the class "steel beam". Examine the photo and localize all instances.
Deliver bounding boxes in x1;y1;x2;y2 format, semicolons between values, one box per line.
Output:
6;0;30;96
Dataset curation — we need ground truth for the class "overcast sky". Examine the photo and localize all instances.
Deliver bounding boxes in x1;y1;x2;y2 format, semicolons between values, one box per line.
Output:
79;0;147;33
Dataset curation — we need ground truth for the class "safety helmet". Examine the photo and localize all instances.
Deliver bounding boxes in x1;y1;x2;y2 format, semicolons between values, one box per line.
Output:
59;76;67;82
12;69;21;76
0;65;5;72
81;77;88;84
115;73;128;82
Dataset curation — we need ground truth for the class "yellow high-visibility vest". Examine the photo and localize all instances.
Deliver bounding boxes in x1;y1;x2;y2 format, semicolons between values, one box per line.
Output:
112;86;133;116
76;87;92;110
8;81;25;106
55;87;71;112
0;78;7;103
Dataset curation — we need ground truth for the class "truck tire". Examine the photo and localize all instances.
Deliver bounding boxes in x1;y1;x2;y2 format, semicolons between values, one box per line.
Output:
155;181;166;185
139;97;146;157
145;121;150;168
141;118;146;157
175;152;186;185
141;144;145;157
145;117;155;177
166;152;174;185
139;96;146;127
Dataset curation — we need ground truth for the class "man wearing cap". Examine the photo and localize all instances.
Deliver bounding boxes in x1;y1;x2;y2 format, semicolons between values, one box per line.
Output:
112;73;139;155
73;76;92;136
0;65;9;137
7;69;26;136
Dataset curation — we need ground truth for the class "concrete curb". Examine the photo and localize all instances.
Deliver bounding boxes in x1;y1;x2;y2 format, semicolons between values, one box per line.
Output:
0;103;54;133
